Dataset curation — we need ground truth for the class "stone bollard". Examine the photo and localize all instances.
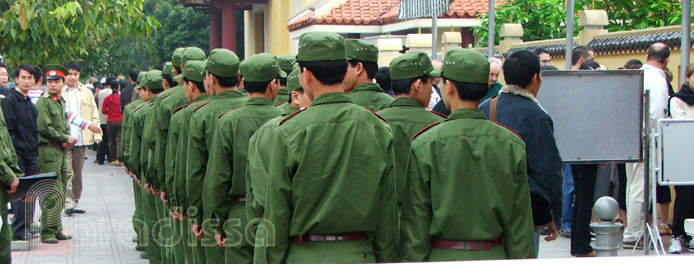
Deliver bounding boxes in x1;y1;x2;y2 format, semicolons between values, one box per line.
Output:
590;196;624;257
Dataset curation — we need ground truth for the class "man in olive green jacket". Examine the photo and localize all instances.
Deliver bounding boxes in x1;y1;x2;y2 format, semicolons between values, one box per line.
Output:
344;39;394;111
170;60;212;264
377;51;446;217
0;104;23;263
36;65;78;244
260;32;397;263
202;53;283;263
246;64;311;264
122;80;145;254
400;49;536;261
184;49;248;263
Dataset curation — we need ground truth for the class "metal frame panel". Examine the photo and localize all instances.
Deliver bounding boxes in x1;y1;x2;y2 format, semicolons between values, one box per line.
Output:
536;70;644;163
655;119;694;186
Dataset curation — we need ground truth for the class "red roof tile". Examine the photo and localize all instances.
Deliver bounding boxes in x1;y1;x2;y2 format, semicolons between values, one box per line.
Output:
288;0;500;31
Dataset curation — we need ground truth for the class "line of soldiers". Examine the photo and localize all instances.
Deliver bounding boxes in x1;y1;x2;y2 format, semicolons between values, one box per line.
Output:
120;31;536;264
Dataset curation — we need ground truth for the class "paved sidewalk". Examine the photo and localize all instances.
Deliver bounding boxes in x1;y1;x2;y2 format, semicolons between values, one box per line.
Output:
9;150;691;263
12;150;146;264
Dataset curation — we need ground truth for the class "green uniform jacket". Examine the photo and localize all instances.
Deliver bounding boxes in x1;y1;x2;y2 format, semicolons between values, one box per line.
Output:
202;97;281;232
121;99;144;170
152;85;188;192
262;92;397;263
138;102;156;184
246;105;298;222
128;102;151;181
0;106;24;203
36;94;70;144
377;97;445;208
400;108;536;261
350;83;394;111
273;88;289;106
169;94;211;214
185;90;247;224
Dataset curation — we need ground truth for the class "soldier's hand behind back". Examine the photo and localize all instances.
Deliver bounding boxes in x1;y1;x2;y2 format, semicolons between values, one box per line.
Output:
6;177;19;194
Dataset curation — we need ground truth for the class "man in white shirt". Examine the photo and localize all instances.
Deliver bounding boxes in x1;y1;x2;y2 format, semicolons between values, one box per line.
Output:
62;60;103;215
623;42;670;249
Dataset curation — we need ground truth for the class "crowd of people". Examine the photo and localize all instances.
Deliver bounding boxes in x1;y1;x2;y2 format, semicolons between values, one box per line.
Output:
0;31;692;264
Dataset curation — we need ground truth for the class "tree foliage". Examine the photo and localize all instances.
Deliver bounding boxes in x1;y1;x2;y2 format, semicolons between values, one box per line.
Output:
472;0;692;47
0;0;160;75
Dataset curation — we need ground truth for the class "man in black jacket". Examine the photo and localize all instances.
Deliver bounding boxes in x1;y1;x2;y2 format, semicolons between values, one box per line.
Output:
120;69;139;111
1;64;41;241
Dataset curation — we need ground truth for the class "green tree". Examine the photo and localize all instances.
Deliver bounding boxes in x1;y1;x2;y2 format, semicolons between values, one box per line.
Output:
473;0;579;47
472;0;691;47
0;0;160;75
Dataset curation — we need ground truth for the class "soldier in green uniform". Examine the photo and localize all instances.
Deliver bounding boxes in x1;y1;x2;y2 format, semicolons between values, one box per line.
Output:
343;39;394;111
273;55;295;108
202;53;283;263
170;60;211;264
161;47;206;264
133;70;167;263
377;51;446;216
261;32;397;263
246;63;312;264
400;49;536;261
122;74;147;255
183;49;247;263
36;65;78;244
146;49;201;264
0;103;23;263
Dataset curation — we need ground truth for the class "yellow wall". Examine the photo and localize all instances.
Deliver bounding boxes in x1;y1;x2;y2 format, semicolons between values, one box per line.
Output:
245;0;317;58
547;49;692;89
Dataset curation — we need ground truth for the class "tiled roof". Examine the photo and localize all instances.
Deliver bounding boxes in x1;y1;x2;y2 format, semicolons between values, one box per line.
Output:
504;30;694;59
288;0;495;31
588;31;694;55
504;43;578;59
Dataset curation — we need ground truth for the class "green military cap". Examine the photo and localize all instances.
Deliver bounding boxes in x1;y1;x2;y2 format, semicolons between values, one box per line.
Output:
389;51;437;80
296;32;345;62
242;53;287;82
135;71;147;89
181;47;206;66
206;49;240;78
239;60;247;77
163;62;174;76
438;48;490;84
145;70;164;92
345;39;378;63
286;64;301;92
43;64;68;80
175;60;206;82
172;48;185;67
277;55;296;72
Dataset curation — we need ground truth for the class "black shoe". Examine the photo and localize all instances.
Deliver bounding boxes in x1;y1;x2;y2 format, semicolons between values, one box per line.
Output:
135;246;145;252
13;234;39;241
73;209;86;214
140;252;149;259
65;208;74;216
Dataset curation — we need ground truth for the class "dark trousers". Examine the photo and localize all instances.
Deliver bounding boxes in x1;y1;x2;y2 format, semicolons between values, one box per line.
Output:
570;164;598;255
11;156;40;239
106;121;122;161
96;124;110;163
672;186;694;238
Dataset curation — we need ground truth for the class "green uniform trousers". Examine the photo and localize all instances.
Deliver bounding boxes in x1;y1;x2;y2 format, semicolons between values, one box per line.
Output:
204;219;224;263
192;215;206;264
426;245;506;261
170;216;186;264
38;145;67;239
133;179;144;247
154;197;168;263
142;187;161;263
224;201;253;263
1;204;10;264
182;218;194;264
284;240;376;263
